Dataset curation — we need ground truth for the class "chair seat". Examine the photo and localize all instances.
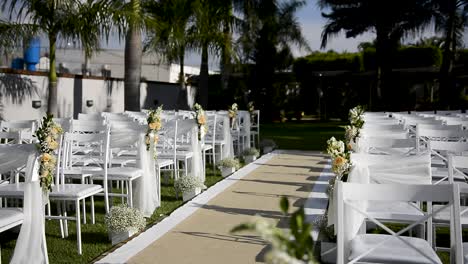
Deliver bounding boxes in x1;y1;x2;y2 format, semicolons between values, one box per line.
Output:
0;208;23;233
434;204;468;225
110;157;137;166
50;184;102;199
62;166;104;175
157;159;174;168
104;167;144;180
0;183;26;198
203;145;213;151
350;234;442;264
432;167;466;180
366;201;424;222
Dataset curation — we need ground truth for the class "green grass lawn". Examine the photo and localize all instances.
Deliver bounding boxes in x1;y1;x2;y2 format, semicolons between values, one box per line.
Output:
0;167;223;264
260;120;347;151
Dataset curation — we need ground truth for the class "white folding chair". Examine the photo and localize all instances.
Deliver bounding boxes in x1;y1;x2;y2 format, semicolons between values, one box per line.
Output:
336;182;462;264
49;132;109;254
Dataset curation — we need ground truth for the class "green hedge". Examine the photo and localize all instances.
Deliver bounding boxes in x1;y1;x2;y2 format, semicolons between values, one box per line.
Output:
293;51;362;73
296;46;442;73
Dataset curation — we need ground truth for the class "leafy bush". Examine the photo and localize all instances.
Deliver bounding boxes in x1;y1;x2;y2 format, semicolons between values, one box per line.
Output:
218;158;240;169
294;51;362;73
243;148;260;157
174;176;206;193
105;204;146;233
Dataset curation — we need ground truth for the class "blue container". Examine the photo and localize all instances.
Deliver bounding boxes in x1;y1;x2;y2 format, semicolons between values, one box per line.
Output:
11;58;24;70
23;37;41;71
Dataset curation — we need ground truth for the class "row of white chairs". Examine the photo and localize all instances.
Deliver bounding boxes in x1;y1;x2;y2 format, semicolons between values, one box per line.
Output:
333;111;468;263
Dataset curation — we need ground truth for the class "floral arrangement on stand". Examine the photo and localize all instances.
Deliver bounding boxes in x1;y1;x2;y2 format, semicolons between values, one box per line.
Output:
35;115;63;192
194;103;207;141
326;137;351;197
344;105;365;152
145;106;163;158
228;103;238;128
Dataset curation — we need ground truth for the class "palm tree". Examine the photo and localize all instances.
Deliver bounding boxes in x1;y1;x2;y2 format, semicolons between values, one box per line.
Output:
0;0;114;116
434;0;468;109
145;0;193;110
238;0;309;120
190;0;231;108
320;0;434;109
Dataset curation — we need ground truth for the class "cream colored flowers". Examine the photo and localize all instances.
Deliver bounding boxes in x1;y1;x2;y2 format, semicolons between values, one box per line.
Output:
194;103;207;141
146;106;163;159
35;115;63;192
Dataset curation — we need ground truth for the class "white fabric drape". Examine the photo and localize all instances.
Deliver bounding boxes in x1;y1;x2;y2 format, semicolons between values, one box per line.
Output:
111;130;159;217
177;119;204;182
133;133;160;217
239;111;251;149
6;144;48;264
220;115;234;159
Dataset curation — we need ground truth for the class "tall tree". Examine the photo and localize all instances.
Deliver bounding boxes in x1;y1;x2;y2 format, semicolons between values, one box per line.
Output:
190;0;231;108
145;0;193;110
123;0;143;111
434;0;468;109
0;0;114;116
320;0;434;109
239;0;309;120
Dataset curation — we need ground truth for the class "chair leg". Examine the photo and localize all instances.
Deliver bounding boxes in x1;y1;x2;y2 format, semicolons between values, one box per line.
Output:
82;198;86;224
63;201;69;237
75;200;82;255
91;195;95;224
57;201;65;238
128;180;133;207
121;180;125;204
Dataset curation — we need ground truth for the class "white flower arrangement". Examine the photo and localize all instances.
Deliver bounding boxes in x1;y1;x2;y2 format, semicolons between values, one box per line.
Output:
105;204;146;233
327;137;351;179
35;115;63;192
174;176;206;193
344;125;359;145
228;103;238;119
326;137;345;158
218;158;240;170
243;148;260;157
194;103;207;141
349;105;365;129
145;106;163;159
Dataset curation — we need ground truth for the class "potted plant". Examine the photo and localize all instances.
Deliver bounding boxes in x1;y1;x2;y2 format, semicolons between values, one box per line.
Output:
175;176;206;201
105;204;146;245
218;158;240;177
243;148;260;163
260;139;277;154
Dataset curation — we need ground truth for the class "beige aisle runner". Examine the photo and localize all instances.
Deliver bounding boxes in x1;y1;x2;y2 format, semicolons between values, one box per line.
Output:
129;151;327;264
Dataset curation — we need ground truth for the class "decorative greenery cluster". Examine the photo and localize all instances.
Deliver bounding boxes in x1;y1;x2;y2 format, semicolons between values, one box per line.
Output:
145;106;163;156
35;115;63;192
247;101;255;115
218;158;240;169
194;103;207;141
231;197;318;264
243;148;260;157
105;204;146;233
174;176;206;193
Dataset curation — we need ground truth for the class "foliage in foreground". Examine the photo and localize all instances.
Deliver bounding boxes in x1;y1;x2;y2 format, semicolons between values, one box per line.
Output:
231;197;318;264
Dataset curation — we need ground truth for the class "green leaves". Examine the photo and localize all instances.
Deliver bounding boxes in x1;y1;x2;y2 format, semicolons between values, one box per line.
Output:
279;196;289;214
231;196;317;263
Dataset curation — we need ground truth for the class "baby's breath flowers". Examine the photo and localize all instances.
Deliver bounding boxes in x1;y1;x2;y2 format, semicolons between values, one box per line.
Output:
105;204;146;233
35;115;63;192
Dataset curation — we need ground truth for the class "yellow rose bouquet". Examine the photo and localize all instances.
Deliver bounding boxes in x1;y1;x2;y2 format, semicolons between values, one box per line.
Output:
145;106;163;158
194;103;207;141
35;115;63;192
